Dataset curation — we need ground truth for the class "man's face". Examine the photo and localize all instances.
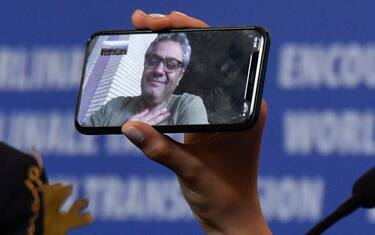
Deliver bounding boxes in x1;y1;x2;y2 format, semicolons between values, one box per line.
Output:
141;40;184;105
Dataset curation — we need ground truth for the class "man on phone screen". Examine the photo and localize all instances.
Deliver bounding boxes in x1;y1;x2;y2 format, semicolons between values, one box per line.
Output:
85;33;208;127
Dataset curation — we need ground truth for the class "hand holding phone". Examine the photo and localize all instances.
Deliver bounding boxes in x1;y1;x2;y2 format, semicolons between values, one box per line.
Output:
75;18;269;134
104;9;272;235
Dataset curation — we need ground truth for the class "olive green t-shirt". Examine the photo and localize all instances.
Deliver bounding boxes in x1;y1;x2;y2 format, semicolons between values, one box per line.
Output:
84;93;208;127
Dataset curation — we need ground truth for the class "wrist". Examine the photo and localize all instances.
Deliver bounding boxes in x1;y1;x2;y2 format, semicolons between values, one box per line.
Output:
205;219;272;235
203;205;272;235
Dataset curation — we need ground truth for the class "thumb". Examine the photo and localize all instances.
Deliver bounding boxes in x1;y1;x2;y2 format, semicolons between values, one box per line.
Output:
122;121;191;173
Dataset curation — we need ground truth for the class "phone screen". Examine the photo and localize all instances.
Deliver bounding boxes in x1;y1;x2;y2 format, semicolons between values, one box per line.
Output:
76;27;269;133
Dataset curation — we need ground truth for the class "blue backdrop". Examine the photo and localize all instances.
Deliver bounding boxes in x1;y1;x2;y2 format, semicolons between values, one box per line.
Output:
1;1;375;234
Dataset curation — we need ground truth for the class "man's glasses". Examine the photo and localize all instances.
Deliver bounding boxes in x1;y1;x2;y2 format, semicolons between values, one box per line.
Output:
145;54;183;72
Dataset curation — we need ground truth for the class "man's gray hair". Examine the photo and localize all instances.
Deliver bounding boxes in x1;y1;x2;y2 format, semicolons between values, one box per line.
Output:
146;33;191;70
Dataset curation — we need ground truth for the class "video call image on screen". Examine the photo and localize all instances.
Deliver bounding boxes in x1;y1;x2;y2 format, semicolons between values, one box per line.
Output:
78;30;261;127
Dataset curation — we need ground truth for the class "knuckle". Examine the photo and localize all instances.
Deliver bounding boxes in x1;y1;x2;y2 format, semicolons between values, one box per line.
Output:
155;116;165;123
144;140;171;162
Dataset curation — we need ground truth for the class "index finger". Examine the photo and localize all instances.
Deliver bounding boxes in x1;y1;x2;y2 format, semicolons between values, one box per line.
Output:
131;9;208;31
169;11;208;28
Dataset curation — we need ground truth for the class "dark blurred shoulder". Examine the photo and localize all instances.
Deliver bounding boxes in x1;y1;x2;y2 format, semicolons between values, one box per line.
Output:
0;142;47;235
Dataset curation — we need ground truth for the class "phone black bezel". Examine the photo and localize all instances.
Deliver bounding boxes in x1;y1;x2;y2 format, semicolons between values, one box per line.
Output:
75;26;270;134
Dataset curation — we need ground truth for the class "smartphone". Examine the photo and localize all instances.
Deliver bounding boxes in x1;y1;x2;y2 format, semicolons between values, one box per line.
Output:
75;26;270;134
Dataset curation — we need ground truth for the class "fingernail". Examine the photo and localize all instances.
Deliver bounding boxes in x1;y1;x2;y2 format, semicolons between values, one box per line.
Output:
148;13;165;18
135;9;146;16
122;126;144;144
87;213;95;222
172;11;187;16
